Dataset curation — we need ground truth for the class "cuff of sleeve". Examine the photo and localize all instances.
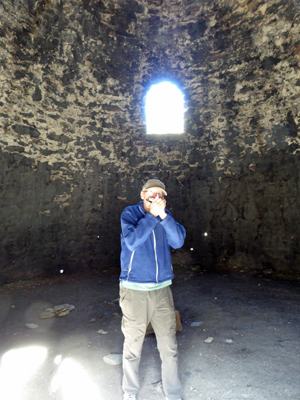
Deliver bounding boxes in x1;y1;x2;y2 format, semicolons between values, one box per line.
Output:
146;212;160;224
160;213;170;225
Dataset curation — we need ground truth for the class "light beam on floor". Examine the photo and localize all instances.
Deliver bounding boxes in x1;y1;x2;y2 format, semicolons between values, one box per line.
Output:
0;346;47;400
51;357;101;400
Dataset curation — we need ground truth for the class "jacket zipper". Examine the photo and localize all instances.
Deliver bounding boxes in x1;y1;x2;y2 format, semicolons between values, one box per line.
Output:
152;231;159;283
127;251;135;281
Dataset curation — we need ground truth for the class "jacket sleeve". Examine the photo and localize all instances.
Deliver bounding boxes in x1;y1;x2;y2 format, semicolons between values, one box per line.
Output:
121;207;159;251
160;212;186;249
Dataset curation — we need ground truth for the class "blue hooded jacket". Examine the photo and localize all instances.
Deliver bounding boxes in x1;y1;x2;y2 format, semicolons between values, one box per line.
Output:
120;201;186;284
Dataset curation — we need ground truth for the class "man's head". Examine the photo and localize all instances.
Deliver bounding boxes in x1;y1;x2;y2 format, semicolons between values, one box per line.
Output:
140;179;167;212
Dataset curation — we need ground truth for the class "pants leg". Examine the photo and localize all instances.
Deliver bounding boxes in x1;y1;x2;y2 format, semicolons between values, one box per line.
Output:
119;287;151;396
150;286;182;400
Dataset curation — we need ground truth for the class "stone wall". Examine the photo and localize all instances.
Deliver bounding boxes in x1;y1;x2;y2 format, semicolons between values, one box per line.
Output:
1;0;300;283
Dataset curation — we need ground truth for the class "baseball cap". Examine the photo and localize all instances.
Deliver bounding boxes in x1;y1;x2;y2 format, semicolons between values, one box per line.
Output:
142;179;167;196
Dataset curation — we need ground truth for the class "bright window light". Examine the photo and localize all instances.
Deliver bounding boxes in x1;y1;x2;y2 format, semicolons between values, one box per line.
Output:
146;81;184;134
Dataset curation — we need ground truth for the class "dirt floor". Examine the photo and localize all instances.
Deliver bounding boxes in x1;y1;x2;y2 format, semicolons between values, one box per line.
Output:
0;261;299;400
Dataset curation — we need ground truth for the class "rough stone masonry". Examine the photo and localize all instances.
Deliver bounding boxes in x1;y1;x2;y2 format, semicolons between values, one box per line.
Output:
0;0;300;283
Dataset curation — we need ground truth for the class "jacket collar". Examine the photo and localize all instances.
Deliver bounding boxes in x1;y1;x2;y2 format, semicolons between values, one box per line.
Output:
138;200;146;215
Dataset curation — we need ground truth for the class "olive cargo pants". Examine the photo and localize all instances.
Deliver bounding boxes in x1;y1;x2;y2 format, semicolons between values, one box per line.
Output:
119;285;182;400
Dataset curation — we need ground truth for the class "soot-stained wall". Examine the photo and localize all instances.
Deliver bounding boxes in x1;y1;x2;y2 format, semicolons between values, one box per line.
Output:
1;0;300;283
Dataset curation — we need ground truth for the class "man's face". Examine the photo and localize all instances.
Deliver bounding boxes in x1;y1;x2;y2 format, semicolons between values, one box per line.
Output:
141;188;164;212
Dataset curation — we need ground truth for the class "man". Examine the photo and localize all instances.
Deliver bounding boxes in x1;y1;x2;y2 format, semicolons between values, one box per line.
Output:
119;179;186;400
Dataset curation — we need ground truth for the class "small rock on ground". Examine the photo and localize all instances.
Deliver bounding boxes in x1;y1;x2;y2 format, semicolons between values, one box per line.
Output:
103;353;122;365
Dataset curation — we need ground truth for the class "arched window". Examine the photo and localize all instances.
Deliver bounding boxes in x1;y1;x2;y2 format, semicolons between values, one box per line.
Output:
145;81;184;134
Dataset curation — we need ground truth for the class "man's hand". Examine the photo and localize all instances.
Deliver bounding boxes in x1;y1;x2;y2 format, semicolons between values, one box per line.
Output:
149;195;167;220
